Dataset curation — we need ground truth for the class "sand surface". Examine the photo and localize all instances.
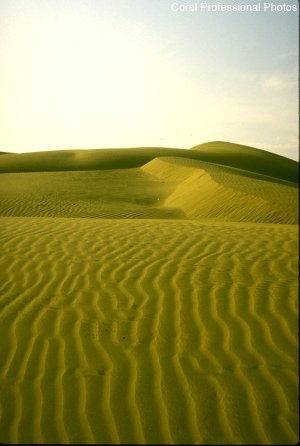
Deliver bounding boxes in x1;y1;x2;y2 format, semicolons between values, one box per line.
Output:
0;143;298;444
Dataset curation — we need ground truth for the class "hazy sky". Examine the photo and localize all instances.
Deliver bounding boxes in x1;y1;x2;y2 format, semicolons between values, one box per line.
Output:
0;0;298;159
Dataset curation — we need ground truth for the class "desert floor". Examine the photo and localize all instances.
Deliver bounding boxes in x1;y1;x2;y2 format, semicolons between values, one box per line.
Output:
0;142;298;444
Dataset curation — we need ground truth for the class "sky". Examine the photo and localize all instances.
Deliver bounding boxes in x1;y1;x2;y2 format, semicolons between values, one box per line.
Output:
0;0;298;159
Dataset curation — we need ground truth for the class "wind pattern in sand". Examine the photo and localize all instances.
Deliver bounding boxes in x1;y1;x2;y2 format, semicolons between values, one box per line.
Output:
0;143;298;444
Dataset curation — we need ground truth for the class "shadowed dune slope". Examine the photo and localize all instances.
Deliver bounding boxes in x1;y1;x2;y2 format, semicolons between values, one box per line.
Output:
0;142;298;183
0;168;183;220
0;148;180;173
190;141;298;183
0;217;298;444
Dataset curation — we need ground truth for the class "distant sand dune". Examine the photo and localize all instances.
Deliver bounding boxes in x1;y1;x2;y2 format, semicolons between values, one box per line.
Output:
0;157;297;223
0;217;298;444
0;141;298;182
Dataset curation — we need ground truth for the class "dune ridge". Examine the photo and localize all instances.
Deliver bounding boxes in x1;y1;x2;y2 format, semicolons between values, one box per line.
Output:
0;141;298;444
0;155;297;224
0;141;298;183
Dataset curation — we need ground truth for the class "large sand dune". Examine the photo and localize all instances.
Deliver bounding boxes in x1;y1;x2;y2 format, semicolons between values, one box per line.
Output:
0;142;298;444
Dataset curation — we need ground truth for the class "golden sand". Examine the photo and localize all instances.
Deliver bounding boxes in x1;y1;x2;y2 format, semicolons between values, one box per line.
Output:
0;144;298;444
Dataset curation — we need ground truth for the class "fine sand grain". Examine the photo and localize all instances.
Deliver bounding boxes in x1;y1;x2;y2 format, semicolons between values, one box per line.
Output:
0;142;298;444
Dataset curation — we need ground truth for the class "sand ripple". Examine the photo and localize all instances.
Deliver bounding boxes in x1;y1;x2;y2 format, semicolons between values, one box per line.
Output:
0;217;298;444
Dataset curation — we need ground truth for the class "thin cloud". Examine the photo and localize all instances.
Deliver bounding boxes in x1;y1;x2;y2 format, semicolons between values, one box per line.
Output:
260;74;298;89
244;141;299;161
277;51;298;59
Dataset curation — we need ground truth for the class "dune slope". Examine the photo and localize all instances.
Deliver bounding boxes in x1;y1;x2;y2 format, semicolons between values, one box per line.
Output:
190;141;298;183
0;142;298;444
0;155;297;224
0;169;182;220
142;157;298;224
0;141;298;183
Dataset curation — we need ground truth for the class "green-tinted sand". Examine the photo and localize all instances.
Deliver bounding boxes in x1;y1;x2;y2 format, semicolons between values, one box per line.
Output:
0;142;298;444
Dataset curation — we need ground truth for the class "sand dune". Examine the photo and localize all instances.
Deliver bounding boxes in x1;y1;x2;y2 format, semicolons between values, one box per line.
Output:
0;142;298;444
0;155;297;224
0;169;181;220
0;141;298;183
142;157;298;223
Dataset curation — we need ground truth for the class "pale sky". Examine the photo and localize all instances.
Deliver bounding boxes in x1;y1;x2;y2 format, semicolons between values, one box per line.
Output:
0;0;298;159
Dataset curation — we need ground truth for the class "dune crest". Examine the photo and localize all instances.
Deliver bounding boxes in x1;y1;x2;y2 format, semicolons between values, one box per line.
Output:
142;157;298;224
0;141;298;183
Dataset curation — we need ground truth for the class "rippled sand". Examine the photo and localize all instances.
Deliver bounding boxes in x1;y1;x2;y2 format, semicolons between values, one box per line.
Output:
0;143;298;444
